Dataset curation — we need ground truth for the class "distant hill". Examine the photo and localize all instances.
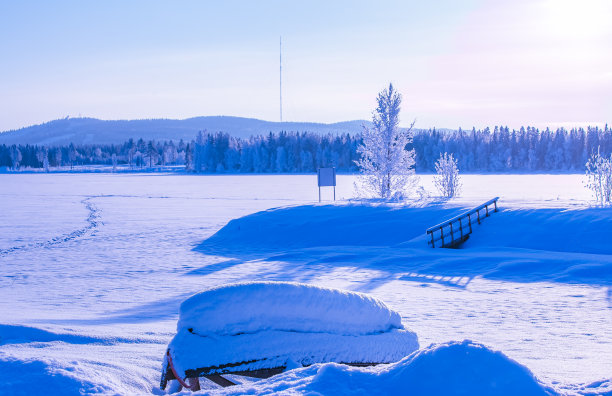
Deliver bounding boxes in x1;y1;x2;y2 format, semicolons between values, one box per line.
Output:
0;116;373;146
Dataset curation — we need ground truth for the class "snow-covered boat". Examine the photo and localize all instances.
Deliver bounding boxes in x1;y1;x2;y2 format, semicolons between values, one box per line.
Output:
160;281;419;391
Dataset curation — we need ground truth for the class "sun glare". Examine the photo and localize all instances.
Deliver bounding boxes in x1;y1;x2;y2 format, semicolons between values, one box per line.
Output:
539;0;612;40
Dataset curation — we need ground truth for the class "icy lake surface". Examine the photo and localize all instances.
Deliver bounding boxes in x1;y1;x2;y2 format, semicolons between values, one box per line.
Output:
0;174;610;395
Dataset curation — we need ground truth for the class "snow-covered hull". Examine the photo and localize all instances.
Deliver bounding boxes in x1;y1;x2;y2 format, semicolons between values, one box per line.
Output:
160;281;419;390
161;328;418;390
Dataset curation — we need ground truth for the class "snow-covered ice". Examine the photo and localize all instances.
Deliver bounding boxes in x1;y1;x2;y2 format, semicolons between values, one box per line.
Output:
0;173;611;395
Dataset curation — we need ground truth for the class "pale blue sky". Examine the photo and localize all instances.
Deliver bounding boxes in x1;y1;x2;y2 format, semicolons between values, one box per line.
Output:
1;0;610;131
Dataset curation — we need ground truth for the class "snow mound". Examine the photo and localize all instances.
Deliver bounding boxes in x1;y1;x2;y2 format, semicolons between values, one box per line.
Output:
177;281;403;336
218;340;555;396
0;357;106;395
196;204;462;252
465;207;612;254
199;204;612;256
167;282;418;378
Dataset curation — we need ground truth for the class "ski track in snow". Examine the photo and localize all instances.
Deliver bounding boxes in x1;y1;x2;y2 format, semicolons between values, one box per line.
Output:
0;196;102;257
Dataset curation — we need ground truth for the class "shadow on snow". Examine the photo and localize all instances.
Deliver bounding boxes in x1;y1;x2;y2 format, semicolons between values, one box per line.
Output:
188;204;612;290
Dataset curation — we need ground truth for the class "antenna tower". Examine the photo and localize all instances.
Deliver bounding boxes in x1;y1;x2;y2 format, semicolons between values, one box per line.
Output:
280;36;283;123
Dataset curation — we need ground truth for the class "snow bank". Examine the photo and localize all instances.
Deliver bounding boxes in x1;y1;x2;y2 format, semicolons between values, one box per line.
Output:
195;204;612;286
178;282;403;336
217;340;555;396
199;203;612;256
167;282;418;377
465;207;612;255
196;204;463;252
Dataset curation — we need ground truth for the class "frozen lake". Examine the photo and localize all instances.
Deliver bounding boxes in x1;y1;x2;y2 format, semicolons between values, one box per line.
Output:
0;173;610;395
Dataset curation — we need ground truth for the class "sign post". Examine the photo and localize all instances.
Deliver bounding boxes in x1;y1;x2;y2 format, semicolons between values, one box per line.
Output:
317;167;336;202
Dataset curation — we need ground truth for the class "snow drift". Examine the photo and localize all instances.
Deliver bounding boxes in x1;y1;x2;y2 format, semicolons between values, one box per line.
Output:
464;207;612;254
217;340;556;396
177;281;402;336
166;282;419;379
196;204;463;253
0;357;98;395
200;204;612;255
195;204;612;286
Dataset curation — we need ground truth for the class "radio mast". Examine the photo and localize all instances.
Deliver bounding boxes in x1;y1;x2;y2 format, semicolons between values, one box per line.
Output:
279;36;283;123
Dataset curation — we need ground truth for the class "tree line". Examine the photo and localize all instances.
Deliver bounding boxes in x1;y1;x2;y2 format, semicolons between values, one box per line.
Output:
0;125;610;172
414;125;611;172
0;138;190;170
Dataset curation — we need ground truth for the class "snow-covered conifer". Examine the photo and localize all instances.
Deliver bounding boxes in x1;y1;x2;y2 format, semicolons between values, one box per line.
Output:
68;143;77;169
146;141;158;167
355;84;417;199
585;149;612;205
43;147;50;172
276;146;287;172
185;143;193;171
36;147;45;168
9;145;22;170
434;152;461;198
193;131;205;172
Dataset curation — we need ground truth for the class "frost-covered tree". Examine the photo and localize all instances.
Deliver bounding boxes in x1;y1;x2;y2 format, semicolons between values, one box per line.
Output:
355;83;417;199
585;149;612;205
185;143;193;171
276;146;287;172
93;147;102;162
52;147;62;167
128;145;136;169
300;150;314;171
225;138;240;172
42;147;50;172
36;147;46;168
192;132;204;172
9;145;22;169
68;143;77;169
146;141;158;167
434;152;461;198
163;141;178;165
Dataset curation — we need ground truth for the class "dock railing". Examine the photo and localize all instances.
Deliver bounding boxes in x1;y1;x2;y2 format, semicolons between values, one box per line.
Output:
426;197;499;248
